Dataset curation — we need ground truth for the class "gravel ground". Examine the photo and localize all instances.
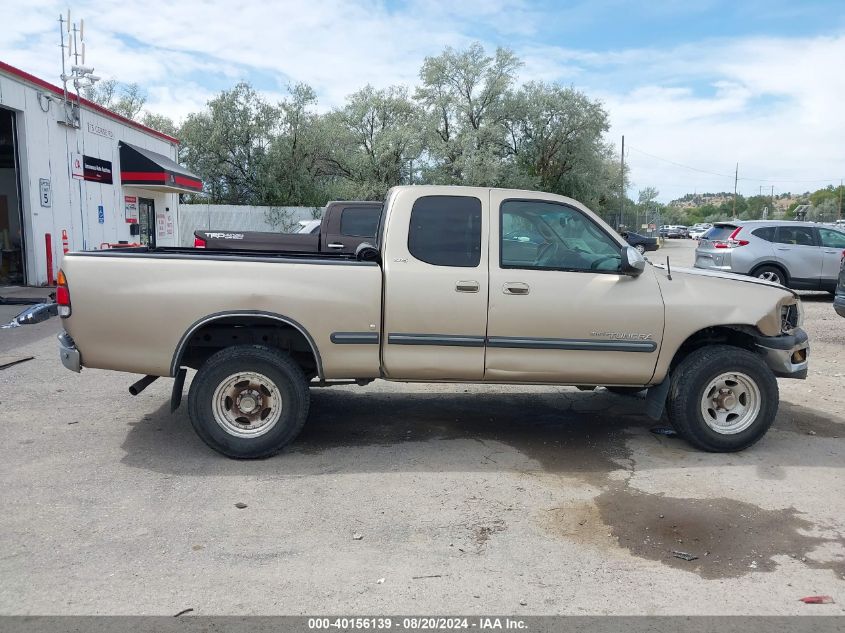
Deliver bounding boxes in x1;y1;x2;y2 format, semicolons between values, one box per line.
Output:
0;240;843;615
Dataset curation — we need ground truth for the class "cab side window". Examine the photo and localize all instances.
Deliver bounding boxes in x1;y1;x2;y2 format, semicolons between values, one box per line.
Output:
500;200;621;272
408;195;482;267
819;228;845;249
340;207;380;238
775;226;817;246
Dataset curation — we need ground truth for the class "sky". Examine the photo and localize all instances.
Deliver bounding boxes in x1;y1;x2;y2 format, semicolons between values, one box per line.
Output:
2;0;844;202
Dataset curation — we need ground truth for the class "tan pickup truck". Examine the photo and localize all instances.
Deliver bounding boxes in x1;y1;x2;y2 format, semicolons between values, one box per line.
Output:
56;185;809;458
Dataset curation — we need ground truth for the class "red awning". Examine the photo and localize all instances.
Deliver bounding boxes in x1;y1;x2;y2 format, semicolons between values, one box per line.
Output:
119;142;202;193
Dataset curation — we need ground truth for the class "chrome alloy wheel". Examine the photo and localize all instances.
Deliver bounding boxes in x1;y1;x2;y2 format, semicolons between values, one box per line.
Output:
700;372;761;435
758;270;781;284
211;372;283;438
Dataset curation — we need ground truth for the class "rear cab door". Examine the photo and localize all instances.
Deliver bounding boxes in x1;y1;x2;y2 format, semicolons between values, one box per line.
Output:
486;190;664;385
380;187;489;380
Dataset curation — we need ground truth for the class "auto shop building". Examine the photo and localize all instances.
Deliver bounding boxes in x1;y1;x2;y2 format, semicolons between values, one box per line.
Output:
0;61;202;286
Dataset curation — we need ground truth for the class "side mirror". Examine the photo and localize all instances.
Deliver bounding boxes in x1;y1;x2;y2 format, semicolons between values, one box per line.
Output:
620;246;645;277
355;242;380;262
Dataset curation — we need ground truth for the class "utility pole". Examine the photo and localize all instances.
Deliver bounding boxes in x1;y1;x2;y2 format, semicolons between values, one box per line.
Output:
771;185;775;218
839;179;843;221
732;163;738;218
619;135;625;230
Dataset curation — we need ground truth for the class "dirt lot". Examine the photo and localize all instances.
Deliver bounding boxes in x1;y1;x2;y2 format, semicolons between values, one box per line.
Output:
0;239;843;615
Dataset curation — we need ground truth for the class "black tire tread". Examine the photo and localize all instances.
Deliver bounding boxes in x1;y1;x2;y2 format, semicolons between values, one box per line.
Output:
667;344;778;452
187;345;310;459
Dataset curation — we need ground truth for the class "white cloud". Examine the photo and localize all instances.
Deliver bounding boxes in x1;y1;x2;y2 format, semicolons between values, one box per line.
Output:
2;1;843;202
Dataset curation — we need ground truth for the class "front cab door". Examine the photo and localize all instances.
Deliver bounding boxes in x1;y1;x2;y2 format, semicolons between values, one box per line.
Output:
485;191;664;386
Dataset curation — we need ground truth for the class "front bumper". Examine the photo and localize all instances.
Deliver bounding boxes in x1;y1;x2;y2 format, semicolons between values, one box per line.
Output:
835;294;845;318
58;331;81;373
754;328;809;379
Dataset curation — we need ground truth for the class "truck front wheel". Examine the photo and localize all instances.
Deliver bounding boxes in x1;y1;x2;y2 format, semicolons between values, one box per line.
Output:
667;345;778;452
187;345;310;458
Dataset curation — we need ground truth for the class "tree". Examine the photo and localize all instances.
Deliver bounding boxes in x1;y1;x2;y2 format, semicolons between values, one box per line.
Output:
84;80;146;119
415;43;521;185
501;82;614;208
322;85;423;199
139;112;178;137
178;83;280;204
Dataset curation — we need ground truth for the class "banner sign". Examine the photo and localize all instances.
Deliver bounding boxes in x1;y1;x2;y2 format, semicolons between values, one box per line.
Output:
71;153;84;179
82;155;113;184
124;196;138;223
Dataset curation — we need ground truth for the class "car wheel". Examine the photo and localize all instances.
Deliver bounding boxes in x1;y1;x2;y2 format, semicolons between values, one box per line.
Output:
667;345;778;452
635;244;646;254
188;345;310;459
753;265;787;286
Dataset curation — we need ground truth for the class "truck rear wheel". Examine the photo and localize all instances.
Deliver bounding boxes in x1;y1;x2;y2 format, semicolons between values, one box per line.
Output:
667;345;778;452
187;345;310;459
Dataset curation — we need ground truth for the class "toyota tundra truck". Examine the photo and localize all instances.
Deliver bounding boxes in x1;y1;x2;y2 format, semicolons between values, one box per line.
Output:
56;186;809;458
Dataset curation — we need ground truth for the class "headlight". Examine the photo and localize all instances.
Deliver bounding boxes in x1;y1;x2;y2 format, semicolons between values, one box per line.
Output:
781;302;802;333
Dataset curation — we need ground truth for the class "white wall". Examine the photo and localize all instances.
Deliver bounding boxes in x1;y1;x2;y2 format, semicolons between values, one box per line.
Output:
0;70;181;285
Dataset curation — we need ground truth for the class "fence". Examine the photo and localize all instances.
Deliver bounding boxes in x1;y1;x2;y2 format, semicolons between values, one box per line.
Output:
177;204;323;247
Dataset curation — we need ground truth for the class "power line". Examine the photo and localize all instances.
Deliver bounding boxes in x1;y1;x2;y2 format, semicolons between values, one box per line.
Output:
627;145;842;185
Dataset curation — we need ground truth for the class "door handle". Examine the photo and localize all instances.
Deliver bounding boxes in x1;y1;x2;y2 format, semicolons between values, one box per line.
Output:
456;280;480;293
503;282;530;295
327;242;345;249
776;247;791;251
825;250;838;254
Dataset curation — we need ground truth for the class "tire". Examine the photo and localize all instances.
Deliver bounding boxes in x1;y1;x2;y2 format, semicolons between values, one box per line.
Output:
187;345;310;459
605;386;645;396
667;345;778;452
752;265;788;287
635;244;646;254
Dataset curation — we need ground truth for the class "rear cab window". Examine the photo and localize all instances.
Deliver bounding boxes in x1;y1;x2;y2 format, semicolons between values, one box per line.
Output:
340;206;381;238
408;196;482;267
751;226;776;242
702;224;738;241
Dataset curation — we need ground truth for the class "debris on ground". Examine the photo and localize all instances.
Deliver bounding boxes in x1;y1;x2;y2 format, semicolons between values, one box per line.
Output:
672;550;698;561
234;502;248;509
412;574;446;580
519;600;527;606
0;357;34;370
650;426;678;437
376;578;385;584
173;608;194;617
352;532;363;540
799;596;834;604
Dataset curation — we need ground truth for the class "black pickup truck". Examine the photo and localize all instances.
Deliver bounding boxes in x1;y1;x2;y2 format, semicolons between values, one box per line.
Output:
194;201;382;254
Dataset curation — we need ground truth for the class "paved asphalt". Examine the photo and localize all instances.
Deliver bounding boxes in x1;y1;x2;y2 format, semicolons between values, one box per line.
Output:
0;240;843;615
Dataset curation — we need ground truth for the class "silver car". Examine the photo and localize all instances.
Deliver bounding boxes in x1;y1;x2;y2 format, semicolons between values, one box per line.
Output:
694;220;845;292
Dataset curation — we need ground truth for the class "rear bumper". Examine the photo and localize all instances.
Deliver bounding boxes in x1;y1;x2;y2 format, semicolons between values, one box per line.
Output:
58;331;81;373
835;294;845;318
754;328;809;379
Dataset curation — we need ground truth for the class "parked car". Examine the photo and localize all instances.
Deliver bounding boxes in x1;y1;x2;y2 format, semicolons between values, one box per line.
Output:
194;201;383;254
621;231;659;253
55;185;807;458
835;255;845;317
689;223;712;239
695;220;845;292
660;225;689;239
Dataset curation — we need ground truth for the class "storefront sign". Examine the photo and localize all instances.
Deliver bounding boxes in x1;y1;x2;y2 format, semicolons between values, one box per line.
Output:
124;196;138;223
39;178;52;207
87;121;114;139
71;153;84;179
82;155;113;184
156;208;167;239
